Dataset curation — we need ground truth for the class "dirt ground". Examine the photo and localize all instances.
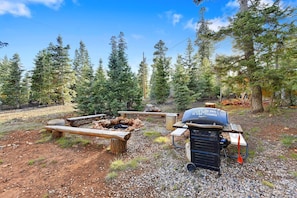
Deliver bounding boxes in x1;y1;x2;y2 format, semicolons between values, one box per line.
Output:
0;104;296;197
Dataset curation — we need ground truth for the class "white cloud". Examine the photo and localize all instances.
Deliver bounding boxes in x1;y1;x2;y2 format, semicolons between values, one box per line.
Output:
226;0;238;8
0;0;64;17
164;10;183;26
0;1;31;17
184;18;196;31
209;17;229;32
226;0;275;9
28;0;64;10
172;13;182;26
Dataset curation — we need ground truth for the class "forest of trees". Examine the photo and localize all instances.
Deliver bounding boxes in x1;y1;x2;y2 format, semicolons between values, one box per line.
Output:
0;0;296;115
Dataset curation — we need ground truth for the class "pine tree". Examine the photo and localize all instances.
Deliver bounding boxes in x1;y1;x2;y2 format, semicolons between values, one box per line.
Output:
195;7;213;63
91;59;107;114
72;41;94;114
173;55;193;110
194;7;216;99
106;32;142;115
1;54;23;108
0;56;11;105
137;53;149;99
0;41;8;48
195;0;296;112
72;41;92;92
49;35;74;105
75;60;94;114
31;49;54;105
150;40;171;104
183;39;200;98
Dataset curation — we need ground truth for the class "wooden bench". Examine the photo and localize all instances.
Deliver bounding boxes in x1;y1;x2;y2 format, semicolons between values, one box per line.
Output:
44;125;131;154
205;102;216;108
118;111;168;117
66;114;106;127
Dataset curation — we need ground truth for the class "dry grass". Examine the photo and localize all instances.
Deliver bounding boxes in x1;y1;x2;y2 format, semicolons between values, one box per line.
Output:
0;104;75;134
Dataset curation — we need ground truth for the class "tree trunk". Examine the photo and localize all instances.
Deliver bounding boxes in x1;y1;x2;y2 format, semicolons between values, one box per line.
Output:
110;139;127;154
251;85;264;113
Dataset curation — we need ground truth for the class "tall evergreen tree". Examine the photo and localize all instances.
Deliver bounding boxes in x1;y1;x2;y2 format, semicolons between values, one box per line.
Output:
75;60;94;114
194;7;216;99
183;39;200;98
72;41;94;113
173;55;193;110
106;32;142;115
0;56;11;105
0;56;10;89
49;35;74;105
1;54;23;107
150;40;171;104
31;49;54;104
90;59;107;114
72;41;92;93
195;7;213;63
137;53;149;99
73;41;91;77
280;37;297;105
195;0;296;112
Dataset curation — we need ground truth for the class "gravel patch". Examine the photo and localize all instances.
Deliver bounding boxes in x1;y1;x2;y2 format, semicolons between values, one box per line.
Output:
107;121;297;198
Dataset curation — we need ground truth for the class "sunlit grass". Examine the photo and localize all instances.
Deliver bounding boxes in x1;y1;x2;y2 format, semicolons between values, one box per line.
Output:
105;171;118;182
28;157;46;166
143;131;161;138
262;180;274;188
109;157;147;172
0;104;75;135
281;135;297;148
56;136;90;148
0;122;43;134
153;136;168;144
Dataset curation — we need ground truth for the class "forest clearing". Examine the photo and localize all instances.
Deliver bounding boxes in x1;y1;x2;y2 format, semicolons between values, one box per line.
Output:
0;103;296;197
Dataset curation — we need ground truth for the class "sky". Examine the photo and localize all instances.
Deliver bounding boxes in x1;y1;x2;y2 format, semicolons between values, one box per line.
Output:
0;0;296;74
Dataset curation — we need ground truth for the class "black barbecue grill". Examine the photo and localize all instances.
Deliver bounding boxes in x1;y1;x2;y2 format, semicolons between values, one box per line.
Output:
182;107;230;175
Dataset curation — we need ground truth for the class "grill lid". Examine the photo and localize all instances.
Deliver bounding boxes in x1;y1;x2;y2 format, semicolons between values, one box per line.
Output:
182;107;229;126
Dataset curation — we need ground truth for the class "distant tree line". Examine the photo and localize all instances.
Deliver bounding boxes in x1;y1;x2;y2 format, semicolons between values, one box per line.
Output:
0;0;296;114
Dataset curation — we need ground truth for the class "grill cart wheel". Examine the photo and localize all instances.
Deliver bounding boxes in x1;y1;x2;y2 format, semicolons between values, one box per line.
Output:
186;162;196;172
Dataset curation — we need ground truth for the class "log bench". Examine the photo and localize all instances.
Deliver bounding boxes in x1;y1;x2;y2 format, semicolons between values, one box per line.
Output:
118;111;179;130
66;114;106;127
118;111;168;117
44;125;131;154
